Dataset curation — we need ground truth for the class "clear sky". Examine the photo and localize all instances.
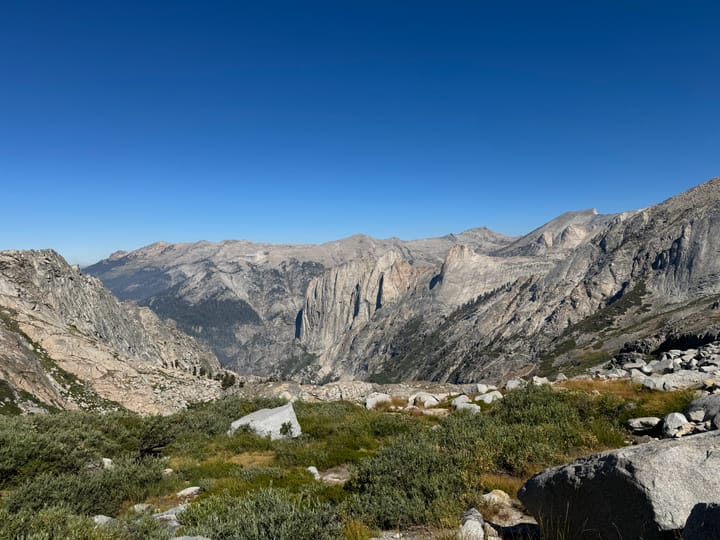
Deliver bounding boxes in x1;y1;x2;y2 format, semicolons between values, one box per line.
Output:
1;1;718;265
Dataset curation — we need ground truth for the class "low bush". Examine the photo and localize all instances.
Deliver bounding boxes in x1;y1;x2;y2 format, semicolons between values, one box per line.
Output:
5;457;166;516
344;434;464;529
178;488;343;539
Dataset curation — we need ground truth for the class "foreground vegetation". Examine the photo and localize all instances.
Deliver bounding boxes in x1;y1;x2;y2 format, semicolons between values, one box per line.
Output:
0;382;694;539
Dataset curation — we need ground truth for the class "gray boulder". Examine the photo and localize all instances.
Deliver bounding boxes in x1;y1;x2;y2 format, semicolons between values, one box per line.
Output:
505;378;527;391
153;504;187;532
93;515;115;526
476;391;503;405
662;412;691;438
686;394;720;422
459;508;485;539
683;503;720;540
456;402;482;414
518;431;720;539
451;395;472;408
409;392;440;408
627;416;661;433
227;403;301;439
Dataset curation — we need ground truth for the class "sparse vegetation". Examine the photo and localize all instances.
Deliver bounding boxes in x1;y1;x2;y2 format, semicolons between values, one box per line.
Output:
0;384;698;539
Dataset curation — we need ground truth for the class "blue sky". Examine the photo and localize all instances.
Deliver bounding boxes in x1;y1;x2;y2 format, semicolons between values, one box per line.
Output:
1;1;718;265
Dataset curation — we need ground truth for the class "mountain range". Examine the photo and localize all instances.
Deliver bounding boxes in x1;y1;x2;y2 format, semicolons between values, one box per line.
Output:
2;177;719;414
83;176;720;386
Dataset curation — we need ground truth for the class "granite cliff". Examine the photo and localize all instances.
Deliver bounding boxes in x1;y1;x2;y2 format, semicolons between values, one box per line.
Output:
0;250;222;414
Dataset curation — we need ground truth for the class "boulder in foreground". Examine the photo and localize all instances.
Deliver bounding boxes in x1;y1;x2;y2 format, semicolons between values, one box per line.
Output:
518;431;720;539
227;402;301;439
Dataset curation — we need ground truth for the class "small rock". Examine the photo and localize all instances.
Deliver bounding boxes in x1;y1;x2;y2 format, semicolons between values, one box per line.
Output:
409;392;440;408
153;504;187;532
93;515;115;526
482;489;511;506
132;503;152;513
505;378;527;391
101;458;114;470
686;394;720;422
555;373;568;382
623;361;646;370
662;412;690;438
629;369;647;384
476;391;503;405
653;357;674;374
476;383;489;394
531;376;550;386
451;395;472;408
176;486;201;498
307;466;321;480
456;402;482;414
163;468;174;476
641;363;655;375
459;508;485;539
627;417;661;433
365;392;392;410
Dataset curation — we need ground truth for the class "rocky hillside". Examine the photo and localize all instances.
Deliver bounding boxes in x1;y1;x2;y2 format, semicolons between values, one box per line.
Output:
0;250;223;414
87;177;720;384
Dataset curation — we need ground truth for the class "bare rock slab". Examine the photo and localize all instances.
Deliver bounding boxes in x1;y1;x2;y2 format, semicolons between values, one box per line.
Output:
227;402;301;439
518;431;720;539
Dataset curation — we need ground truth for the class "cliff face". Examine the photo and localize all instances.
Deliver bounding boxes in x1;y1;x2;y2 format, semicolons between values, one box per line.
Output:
85;230;513;378
0;250;222;414
87;177;720;384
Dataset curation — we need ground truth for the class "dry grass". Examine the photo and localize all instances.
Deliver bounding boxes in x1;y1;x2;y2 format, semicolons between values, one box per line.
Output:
223;451;275;467
556;378;642;399
478;473;527;498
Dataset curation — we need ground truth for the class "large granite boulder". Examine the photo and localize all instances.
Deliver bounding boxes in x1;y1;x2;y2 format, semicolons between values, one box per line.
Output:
518;431;720;539
686;394;720;422
227;402;301;439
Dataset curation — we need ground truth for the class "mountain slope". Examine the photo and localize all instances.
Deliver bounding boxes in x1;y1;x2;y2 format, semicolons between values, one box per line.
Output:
87;177;720;384
0;250;222;414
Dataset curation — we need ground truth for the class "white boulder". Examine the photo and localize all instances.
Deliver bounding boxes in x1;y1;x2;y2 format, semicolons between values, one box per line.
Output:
227;402;302;439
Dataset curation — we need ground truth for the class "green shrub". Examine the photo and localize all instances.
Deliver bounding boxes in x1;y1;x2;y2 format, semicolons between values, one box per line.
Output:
0;506;170;540
5;457;165;516
344;434;464;529
0;506;113;540
178;488;343;539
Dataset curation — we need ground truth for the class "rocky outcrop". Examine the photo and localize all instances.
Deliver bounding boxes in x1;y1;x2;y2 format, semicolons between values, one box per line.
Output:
0;250;222;414
518;431;720;539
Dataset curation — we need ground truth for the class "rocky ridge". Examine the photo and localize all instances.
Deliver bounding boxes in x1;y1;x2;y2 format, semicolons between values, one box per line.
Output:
0;250;223;414
86;177;720;385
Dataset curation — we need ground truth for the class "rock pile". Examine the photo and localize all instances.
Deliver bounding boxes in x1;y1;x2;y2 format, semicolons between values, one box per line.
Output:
627;386;720;439
597;342;720;391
